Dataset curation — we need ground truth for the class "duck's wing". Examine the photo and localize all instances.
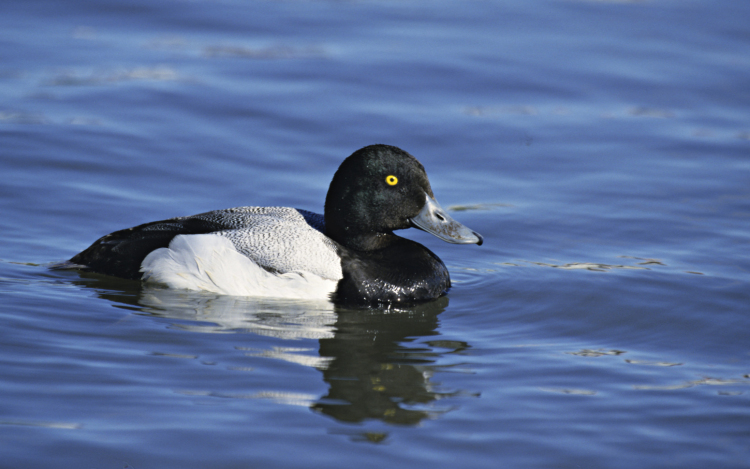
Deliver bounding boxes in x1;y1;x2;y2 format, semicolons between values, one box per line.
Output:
68;207;336;280
211;208;341;281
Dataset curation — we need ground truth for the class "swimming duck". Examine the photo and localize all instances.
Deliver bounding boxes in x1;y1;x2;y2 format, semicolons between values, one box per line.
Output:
68;144;483;304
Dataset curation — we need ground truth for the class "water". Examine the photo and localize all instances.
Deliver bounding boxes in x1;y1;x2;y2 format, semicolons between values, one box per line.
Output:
1;0;749;467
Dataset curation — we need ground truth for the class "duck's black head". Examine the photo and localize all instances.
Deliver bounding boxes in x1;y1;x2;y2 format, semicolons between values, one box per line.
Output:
324;144;483;251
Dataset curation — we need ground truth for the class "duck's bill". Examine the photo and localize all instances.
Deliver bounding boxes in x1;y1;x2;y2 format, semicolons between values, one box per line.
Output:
410;193;483;246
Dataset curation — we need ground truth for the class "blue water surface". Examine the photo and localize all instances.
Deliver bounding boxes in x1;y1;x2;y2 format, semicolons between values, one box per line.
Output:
1;0;749;468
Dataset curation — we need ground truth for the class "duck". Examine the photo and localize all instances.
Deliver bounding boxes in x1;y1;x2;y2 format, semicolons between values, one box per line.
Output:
67;144;483;305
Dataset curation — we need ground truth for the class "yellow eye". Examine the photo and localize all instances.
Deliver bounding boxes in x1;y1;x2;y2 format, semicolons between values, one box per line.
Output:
385;175;398;186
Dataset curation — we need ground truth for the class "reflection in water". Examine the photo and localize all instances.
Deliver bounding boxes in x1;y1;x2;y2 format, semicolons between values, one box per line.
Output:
72;271;338;339
138;287;337;340
315;298;470;425
68;272;473;427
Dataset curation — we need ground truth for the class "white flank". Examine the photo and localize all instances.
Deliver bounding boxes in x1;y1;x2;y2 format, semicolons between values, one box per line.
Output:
141;234;338;300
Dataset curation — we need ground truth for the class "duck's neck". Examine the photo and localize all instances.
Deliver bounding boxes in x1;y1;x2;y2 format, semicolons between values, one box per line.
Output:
327;228;400;252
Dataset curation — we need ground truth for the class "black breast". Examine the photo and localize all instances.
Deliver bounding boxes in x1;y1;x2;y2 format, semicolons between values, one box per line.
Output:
333;237;451;305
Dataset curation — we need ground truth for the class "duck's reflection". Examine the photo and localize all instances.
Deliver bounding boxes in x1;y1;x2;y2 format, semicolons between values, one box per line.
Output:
315;299;456;425
68;272;471;426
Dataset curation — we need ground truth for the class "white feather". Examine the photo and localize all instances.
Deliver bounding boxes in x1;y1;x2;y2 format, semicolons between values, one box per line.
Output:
141;234;338;300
